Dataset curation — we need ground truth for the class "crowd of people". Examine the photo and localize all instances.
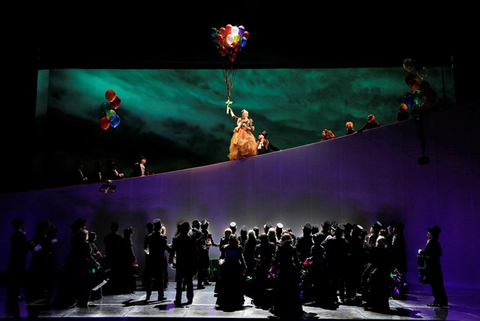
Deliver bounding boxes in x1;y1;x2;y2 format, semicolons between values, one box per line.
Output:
6;214;447;317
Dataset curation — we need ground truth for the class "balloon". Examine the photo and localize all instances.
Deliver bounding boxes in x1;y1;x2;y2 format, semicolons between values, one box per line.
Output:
226;34;234;45
229;52;237;62
403;58;415;73
100;116;110;130
105;89;116;102
215;34;224;45
403;92;414;108
405;73;420;91
231;26;239;36
219;27;226;37
242;31;250;40
100;102;111;113
218;46;227;56
413;90;424;105
227;45;235;55
417;67;428;79
238;25;245;35
106;109;116;119
109;114;121;128
110;96;121;109
225;24;232;35
240;37;248;47
210;27;218;38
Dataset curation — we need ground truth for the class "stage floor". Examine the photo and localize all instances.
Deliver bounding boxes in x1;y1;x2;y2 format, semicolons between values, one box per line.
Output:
2;281;480;320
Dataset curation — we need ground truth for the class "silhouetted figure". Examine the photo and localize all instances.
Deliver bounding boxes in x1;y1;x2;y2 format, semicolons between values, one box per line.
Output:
271;232;304;318
418;225;448;308
26;219;58;303
88;160;104;183
144;219;168;301
103;221;123;294
118;226;138;294
216;234;247;310
71;160;88;185
361;235;392;313
170;221;199;307
6;217;32;305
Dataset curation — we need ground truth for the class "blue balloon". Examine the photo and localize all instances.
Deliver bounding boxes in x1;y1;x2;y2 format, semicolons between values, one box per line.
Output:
109;114;121;128
403;92;413;108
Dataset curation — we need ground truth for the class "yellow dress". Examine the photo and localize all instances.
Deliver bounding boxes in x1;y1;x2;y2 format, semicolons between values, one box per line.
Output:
228;118;257;160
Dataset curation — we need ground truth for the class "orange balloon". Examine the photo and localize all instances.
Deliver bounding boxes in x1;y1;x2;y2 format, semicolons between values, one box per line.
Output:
105;89;116;102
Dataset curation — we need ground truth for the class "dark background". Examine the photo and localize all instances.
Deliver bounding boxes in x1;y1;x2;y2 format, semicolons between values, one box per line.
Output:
3;3;478;194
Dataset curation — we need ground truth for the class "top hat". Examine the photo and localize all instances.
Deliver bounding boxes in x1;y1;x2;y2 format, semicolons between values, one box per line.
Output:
428;225;441;237
303;222;312;231
259;130;268;137
11;217;25;228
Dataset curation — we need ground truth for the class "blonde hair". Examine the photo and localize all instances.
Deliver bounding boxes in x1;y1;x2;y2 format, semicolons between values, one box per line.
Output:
346;121;353;128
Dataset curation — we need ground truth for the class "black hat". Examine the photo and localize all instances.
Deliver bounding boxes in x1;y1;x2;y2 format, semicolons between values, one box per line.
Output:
303;222;312;231
428;225;441;237
153;218;162;228
192;219;200;228
276;222;284;229
321;220;331;228
11;217;24;228
372;221;383;232
230;221;237;228
259;130;268;137
264;222;273;233
395;221;405;230
200;219;209;227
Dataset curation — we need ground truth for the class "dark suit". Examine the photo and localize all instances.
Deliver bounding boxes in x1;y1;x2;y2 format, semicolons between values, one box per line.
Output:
170;231;199;305
144;230;168;300
257;139;279;155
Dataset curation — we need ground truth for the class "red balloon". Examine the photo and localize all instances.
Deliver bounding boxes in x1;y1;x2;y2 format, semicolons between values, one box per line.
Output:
105;89;116;102
225;24;232;35
100;116;110;130
110;96;121;109
242;31;250;40
215;34;223;45
229;52;237;62
218;46;227;57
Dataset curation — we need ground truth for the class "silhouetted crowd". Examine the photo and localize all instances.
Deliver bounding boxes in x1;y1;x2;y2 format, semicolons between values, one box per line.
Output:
6;216;409;318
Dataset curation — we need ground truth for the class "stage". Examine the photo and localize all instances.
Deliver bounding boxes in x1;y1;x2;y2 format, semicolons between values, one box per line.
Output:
3;279;480;320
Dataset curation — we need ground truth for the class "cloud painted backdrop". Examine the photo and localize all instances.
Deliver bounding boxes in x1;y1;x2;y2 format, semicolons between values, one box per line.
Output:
33;66;455;190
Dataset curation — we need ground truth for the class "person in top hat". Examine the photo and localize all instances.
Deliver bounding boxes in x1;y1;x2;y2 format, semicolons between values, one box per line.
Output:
418;225;448;308
256;130;280;155
6;217;32;304
295;222;313;263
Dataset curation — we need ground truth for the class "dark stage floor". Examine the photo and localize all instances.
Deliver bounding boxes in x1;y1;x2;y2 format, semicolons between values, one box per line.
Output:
2;280;480;320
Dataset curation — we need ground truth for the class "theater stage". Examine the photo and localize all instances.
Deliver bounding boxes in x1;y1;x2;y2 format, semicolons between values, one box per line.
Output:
2;279;480;320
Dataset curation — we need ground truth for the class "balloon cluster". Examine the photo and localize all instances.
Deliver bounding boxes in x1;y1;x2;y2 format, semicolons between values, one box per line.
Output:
402;58;436;118
99;89;122;130
211;24;250;62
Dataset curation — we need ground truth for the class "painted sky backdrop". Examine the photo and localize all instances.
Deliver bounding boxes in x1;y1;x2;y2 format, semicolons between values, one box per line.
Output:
33;65;455;190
